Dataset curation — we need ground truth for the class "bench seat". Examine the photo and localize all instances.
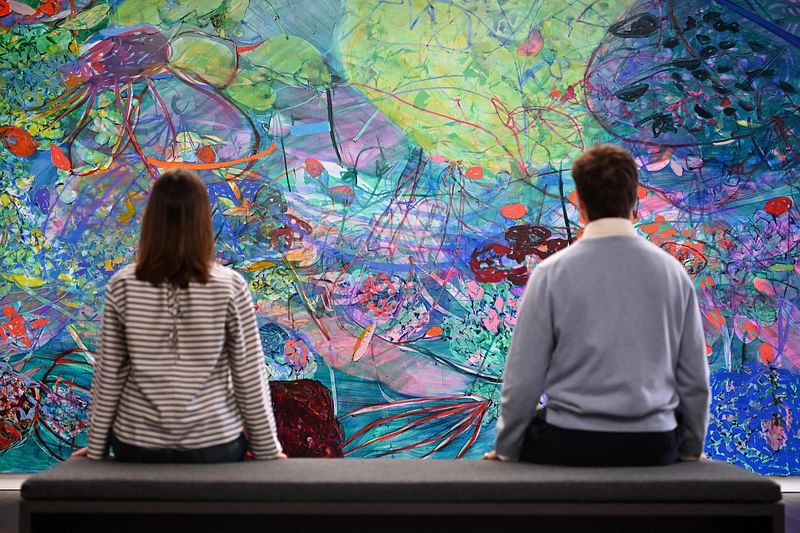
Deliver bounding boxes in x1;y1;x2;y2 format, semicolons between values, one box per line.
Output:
20;458;784;533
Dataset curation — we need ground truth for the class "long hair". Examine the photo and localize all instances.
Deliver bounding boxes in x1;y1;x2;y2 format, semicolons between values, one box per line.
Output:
135;169;214;288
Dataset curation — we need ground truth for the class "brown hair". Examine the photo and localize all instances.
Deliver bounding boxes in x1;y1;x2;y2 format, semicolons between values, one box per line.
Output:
571;144;639;221
135;169;215;288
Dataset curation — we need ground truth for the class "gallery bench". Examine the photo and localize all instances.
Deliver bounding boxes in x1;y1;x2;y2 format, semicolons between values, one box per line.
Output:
20;458;783;533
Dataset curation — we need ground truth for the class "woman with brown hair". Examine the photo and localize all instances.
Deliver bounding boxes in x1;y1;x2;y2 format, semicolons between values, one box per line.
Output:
75;169;284;462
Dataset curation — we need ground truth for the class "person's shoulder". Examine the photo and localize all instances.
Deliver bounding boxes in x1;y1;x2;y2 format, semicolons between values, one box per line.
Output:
209;264;249;290
526;243;580;287
104;264;137;304
534;238;587;272
107;263;136;288
638;238;692;272
109;263;136;280
633;238;696;289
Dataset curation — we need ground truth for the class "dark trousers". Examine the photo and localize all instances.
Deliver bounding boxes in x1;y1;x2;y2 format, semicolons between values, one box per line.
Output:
111;433;248;463
520;411;679;466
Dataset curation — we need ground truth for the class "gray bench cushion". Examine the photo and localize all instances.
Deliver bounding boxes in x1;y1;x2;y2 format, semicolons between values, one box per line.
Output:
22;458;781;503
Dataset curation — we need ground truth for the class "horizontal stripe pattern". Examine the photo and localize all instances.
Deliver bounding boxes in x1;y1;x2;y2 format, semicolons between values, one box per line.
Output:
87;264;283;460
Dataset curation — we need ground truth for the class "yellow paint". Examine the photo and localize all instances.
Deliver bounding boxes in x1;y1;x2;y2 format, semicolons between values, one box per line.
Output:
244;260;277;272
4;274;45;288
117;196;136;223
352;322;376;362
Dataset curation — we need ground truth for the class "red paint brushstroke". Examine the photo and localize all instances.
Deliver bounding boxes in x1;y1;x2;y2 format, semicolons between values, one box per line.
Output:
0;126;38;157
764;196;792;217
50;144;71;170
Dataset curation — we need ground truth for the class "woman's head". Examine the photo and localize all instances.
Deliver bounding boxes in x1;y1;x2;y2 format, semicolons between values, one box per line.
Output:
135;169;214;288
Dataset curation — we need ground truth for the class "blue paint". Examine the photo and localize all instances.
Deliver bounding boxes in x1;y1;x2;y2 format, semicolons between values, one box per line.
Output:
290;121;332;137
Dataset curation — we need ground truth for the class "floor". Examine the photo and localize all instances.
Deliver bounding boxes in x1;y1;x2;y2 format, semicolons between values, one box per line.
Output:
2;491;799;532
0;492;18;533
790;494;800;532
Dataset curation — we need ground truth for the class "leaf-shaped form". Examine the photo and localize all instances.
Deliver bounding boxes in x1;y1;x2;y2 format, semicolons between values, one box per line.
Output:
170;32;238;88
226;68;276;110
60;3;111;30
111;0;248;28
241;35;331;91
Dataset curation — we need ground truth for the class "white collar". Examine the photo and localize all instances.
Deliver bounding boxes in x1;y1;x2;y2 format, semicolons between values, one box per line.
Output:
582;218;638;240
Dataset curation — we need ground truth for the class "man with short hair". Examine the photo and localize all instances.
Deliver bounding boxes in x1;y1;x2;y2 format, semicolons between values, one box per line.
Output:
485;144;710;466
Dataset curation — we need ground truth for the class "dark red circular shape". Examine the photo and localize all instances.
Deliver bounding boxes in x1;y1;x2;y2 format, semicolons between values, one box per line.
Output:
469;243;512;283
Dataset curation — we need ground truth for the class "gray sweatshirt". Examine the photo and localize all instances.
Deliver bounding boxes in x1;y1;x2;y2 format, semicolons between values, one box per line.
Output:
494;218;710;461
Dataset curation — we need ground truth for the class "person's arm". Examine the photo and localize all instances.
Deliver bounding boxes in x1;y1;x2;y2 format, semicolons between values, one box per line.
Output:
87;283;130;460
675;284;711;460
493;266;555;461
226;274;283;460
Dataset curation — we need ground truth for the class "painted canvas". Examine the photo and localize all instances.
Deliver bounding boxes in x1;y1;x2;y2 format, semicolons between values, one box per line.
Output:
1;0;799;474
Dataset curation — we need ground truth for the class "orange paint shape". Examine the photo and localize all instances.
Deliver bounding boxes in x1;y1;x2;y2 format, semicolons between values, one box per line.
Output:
465;165;483;179
196;145;217;163
305;157;325;177
699;275;715;289
567;190;580;206
753;277;776;296
148;144;276;170
640;223;660;234
759;343;776;365
500;203;527;219
742;321;760;342
425;326;443;338
705;308;725;330
30;318;49;329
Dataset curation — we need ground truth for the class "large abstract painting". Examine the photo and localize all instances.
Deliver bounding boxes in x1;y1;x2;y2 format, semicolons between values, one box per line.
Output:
1;0;799;474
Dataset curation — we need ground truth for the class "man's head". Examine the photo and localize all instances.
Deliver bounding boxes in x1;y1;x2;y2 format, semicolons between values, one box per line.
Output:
571;144;639;222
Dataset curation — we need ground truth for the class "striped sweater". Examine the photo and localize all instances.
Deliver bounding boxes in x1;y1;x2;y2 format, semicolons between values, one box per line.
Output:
87;263;283;460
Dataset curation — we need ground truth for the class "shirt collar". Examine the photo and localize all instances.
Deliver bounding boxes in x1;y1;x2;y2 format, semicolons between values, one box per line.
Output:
582;218;638;240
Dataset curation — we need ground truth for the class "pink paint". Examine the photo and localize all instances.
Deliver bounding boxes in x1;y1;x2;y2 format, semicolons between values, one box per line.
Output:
464;280;484;301
517;28;543;56
482;309;500;333
299;314;471;397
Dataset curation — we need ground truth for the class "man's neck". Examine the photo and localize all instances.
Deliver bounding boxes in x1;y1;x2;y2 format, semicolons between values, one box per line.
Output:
582;217;637;239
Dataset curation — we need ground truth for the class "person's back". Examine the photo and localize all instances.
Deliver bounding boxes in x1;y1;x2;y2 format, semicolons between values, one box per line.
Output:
532;230;704;436
489;144;710;466
81;169;284;463
91;263;281;459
